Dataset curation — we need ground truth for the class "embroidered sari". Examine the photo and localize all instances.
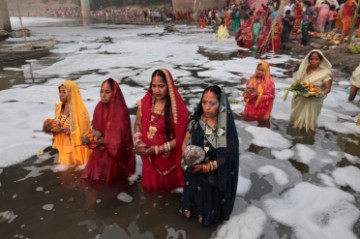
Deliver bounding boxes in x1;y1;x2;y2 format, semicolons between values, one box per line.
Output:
139;69;189;192
82;78;135;184
243;61;275;120
53;80;91;165
181;86;239;226
289;50;333;131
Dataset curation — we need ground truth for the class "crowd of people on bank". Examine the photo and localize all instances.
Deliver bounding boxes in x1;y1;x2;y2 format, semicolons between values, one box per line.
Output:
44;45;360;226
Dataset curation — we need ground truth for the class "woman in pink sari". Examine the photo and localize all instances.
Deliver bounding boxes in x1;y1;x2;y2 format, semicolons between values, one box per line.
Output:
316;2;330;32
243;61;275;122
134;69;189;192
81;78;135;184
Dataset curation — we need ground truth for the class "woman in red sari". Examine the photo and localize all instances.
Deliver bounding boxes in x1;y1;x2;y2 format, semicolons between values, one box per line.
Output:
243;61;275;122
134;69;189;192
81;78;135;184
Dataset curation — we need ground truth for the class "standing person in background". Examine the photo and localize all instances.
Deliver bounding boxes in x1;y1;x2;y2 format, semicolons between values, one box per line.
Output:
281;9;295;52
289;50;333;131
316;1;330;32
134;69;189;192
181;85;239;227
232;8;241;31
325;5;337;32
53;80;91;165
82;78;135;184
243;61;275;127
291;0;303;37
348;64;360;103
339;0;357;35
301;1;317;46
252;18;261;47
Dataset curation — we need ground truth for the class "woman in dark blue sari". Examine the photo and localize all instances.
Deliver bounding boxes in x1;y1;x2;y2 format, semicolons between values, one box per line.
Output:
181;85;239;226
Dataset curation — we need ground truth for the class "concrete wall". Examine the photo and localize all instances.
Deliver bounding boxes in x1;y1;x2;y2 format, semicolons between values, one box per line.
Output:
172;0;228;12
0;0;11;31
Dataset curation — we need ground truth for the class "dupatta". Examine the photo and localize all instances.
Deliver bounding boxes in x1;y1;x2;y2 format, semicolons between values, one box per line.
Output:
140;68;189;176
245;61;275;108
92;78;135;174
293;49;332;84
57;80;90;147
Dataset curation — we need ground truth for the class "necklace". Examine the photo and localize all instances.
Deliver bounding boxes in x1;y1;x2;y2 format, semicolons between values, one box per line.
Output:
203;117;217;153
147;103;164;139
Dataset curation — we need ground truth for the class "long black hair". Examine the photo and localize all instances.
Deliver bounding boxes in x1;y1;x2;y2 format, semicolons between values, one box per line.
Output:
193;85;221;120
151;70;172;140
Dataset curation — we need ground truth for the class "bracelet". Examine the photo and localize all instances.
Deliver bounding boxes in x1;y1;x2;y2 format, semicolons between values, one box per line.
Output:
166;141;171;152
159;145;165;154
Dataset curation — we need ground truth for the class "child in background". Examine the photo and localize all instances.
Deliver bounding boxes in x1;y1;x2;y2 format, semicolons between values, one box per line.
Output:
253;18;261;47
326;5;337;32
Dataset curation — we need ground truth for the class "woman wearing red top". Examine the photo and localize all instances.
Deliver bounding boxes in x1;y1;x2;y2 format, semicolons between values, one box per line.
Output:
243;61;275;123
82;78;135;184
134;69;189;192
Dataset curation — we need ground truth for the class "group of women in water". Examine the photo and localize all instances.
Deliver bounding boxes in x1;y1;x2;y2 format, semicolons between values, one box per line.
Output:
48;49;341;226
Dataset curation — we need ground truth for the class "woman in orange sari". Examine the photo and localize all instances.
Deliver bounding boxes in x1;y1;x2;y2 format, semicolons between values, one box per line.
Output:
134;69;189;192
291;1;303;37
81;78;135;184
340;0;357;35
243;61;275;122
53;80;91;165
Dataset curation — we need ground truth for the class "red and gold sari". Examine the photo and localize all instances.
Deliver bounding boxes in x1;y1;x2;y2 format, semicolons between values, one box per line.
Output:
82;78;135;184
139;69;189;191
243;61;275;120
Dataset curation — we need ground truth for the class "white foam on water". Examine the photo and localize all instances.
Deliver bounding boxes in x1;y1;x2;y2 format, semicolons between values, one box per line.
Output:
332;166;360;193
258;165;289;186
213;206;267;239
117;192;133;203
245;126;292;149
264;182;359;239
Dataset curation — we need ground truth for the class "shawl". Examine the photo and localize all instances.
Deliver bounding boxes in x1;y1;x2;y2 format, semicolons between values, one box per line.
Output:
191;86;239;193
293;49;332;83
57;80;90;146
140;68;189;177
246;61;274;107
92;78;135;168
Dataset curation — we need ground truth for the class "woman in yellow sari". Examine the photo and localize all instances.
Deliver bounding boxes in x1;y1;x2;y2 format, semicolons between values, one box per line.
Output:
53;80;91;165
289;50;333;131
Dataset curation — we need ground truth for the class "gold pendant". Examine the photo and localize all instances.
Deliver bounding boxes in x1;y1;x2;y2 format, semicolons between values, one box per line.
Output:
147;125;157;139
204;146;209;153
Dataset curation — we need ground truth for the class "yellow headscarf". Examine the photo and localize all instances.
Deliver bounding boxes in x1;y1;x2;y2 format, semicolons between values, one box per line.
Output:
57;80;90;146
247;61;272;107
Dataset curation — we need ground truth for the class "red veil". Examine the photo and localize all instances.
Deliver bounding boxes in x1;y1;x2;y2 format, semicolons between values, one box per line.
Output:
82;78;135;184
140;69;189;191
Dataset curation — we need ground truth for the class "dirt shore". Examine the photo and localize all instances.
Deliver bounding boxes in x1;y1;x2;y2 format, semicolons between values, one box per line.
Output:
285;37;360;75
